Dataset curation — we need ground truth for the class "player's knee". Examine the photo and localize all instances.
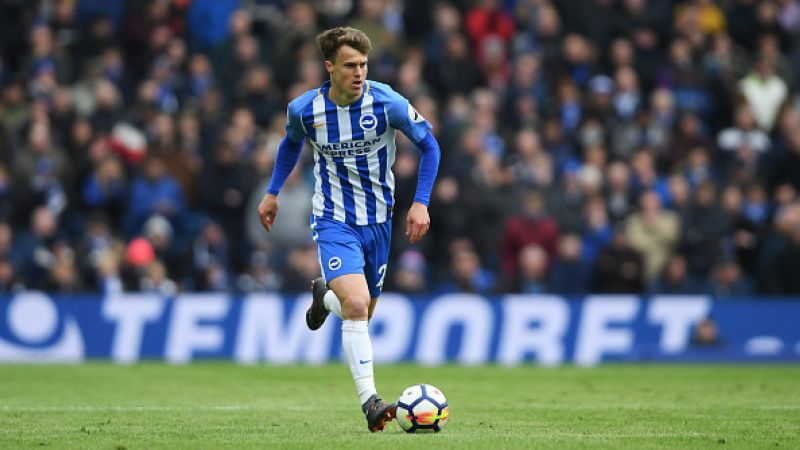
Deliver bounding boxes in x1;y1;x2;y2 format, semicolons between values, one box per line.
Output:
341;295;370;320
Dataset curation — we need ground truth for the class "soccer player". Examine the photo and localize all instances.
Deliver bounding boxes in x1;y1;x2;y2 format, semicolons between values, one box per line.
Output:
257;27;441;432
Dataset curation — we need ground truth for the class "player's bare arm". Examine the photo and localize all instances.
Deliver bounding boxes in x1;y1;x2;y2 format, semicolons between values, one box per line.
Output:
406;202;430;244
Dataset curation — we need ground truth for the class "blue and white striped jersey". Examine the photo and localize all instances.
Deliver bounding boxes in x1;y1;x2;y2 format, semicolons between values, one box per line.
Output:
285;80;431;226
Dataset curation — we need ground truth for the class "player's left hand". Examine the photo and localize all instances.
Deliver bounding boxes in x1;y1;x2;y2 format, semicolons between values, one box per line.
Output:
405;202;430;244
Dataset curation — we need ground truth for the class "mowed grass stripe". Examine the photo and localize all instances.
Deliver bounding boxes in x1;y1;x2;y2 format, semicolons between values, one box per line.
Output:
0;364;797;449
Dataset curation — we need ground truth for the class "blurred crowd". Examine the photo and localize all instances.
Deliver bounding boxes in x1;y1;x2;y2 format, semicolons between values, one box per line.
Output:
1;0;799;296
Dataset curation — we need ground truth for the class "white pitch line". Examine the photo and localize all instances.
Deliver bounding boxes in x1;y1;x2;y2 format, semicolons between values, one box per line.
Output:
477;403;800;411
759;405;800;410
0;405;318;412
2;404;797;413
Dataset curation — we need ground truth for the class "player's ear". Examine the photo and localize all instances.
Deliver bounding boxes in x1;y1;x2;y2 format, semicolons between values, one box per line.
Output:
324;60;334;74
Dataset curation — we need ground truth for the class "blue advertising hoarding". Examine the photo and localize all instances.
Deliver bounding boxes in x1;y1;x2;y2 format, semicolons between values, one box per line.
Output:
0;292;798;365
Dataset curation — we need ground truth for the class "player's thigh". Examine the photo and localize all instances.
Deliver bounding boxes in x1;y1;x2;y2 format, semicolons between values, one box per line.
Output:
362;221;392;298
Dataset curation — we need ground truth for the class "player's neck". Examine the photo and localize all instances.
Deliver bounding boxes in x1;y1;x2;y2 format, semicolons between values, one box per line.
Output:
328;84;360;107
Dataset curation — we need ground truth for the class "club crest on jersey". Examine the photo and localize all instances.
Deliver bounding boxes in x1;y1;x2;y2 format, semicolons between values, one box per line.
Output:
328;257;342;271
408;104;425;123
359;113;377;131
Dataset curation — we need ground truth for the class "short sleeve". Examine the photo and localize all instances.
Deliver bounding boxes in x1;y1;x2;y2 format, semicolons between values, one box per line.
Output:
385;89;432;144
285;103;306;143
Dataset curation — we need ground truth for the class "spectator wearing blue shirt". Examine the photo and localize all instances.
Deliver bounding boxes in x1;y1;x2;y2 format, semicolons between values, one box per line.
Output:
127;156;186;236
650;254;708;295
550;234;592;295
188;0;241;51
83;156;127;227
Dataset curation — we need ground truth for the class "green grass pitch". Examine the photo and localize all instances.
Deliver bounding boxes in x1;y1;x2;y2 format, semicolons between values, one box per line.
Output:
0;363;798;449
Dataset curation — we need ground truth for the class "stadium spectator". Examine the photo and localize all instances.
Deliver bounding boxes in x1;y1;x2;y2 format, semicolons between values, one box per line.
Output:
593;225;645;294
548;161;585;233
140;259;178;297
280;240;320;293
762;208;800;294
540;116;574;176
12;121;70;216
438;239;496;295
691;316;721;347
246;165;312;262
657;38;710;116
667;173;693;217
739;57;788;131
74;213;116;289
121;236;153;291
14;207;66;290
464;0;515;64
0;0;797;297
95;250;123;295
82;155;127;226
425;176;468;283
188;0;241;52
581;195;614;263
0;256;22;293
189;220;231;292
0;220;22;291
391;148;424;256
708;259;754;297
626;190;680;282
757;201;799;290
604;161;634;222
651;254;707;295
720;184;762;276
500;189;558;285
347;0;399;76
89;78;123;134
426;31;485;101
44;251;82;293
235;249;280;293
0;221;14;262
669;112;713;168
680;182;729;278
630;148;669;203
0;164;13;223
389;249;429;293
716;103;771;171
742;183;770;230
683;147;716;190
126;155;186;236
769;127;800;192
198;140;250;248
142;214;184;283
549;234;592;295
508;128;549;189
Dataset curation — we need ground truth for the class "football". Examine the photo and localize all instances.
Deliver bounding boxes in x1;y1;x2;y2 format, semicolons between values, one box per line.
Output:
396;384;449;433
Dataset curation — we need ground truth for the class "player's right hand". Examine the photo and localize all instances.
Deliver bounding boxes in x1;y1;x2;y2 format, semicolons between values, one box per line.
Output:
405;202;430;244
258;193;279;231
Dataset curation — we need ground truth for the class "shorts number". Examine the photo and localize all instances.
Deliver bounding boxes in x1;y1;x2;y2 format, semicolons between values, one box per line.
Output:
376;264;387;289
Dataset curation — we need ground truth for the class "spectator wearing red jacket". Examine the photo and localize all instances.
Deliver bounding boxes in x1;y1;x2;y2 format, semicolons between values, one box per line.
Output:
500;190;558;288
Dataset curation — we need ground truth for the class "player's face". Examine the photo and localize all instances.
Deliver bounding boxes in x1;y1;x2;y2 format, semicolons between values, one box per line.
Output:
326;45;368;101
